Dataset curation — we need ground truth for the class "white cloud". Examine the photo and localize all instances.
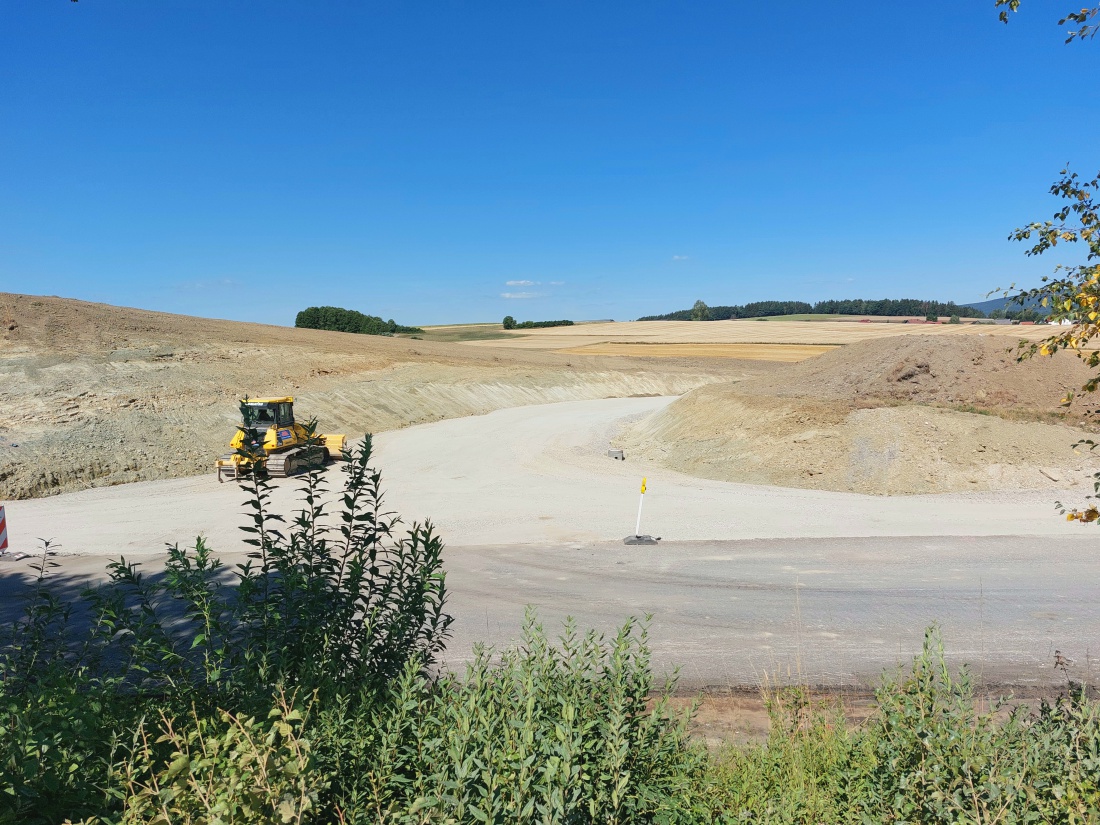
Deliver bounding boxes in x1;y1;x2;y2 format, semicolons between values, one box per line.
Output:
506;279;538;286
549;281;565;286
672;255;689;261
501;291;540;299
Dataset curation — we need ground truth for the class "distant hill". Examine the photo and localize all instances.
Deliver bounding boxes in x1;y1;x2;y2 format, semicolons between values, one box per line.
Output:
963;296;1049;315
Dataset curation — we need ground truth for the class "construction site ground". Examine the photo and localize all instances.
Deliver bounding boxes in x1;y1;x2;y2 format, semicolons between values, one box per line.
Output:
3;396;1096;743
3;293;1098;740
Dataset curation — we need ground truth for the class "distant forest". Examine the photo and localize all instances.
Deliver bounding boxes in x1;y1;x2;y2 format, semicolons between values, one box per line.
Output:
295;305;423;336
502;316;574;329
637;298;988;321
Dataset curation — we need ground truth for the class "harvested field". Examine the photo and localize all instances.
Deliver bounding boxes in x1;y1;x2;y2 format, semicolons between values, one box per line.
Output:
556;343;838;361
460;318;1055;350
410;323;513;343
0;294;734;499
615;335;1100;495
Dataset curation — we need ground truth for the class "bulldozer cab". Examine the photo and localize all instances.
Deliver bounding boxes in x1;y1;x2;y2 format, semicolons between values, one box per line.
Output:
242;397;295;430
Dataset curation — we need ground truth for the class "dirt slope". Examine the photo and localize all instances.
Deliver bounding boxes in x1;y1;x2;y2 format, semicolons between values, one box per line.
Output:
739;334;1093;419
615;336;1100;495
0;294;739;499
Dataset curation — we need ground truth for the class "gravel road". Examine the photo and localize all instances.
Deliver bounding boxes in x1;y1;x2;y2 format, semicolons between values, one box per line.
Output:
2;396;1095;688
440;535;1100;691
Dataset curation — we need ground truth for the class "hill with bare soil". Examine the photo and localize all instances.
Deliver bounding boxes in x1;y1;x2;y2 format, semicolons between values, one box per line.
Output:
615;336;1100;495
0;294;737;499
740;334;1094;420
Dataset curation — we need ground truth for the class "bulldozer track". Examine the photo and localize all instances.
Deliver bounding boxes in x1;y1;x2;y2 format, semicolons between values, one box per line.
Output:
266;445;328;478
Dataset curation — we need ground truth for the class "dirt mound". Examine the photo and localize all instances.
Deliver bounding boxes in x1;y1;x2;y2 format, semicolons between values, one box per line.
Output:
742;335;1093;421
615;336;1100;495
0;294;734;500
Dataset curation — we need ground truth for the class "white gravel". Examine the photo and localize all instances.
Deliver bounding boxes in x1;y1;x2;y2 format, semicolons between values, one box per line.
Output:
2;396;1083;559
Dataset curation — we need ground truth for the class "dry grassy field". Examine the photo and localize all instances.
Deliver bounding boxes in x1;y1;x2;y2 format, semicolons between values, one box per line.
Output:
460;318;1054;352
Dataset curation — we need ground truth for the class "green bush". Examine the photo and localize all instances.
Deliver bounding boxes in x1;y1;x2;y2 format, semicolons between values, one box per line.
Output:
704;627;1100;824
0;435;450;822
511;318;574;329
81;698;321;825
295;305;422;336
311;613;710;823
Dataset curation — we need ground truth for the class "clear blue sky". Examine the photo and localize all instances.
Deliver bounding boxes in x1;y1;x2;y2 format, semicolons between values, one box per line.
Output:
2;2;1097;325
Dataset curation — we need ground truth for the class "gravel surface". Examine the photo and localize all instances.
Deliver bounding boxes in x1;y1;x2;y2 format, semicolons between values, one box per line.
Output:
2;396;1086;558
438;535;1100;691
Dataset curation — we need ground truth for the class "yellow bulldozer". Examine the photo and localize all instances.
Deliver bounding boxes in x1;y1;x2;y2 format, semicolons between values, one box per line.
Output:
215;397;346;483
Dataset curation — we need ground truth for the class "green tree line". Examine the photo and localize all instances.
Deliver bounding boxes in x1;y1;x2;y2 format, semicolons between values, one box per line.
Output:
296;305;423;336
639;298;988;321
502;315;574;329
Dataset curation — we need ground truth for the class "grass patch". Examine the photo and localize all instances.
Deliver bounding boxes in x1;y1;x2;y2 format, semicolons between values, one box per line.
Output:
404;324;515;342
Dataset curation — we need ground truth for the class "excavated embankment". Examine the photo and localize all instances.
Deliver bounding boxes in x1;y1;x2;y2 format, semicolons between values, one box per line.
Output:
615;335;1100;495
0;293;735;499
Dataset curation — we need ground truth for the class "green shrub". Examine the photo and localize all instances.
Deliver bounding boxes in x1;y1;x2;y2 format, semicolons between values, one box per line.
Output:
863;626;1028;822
310;612;712;824
707;686;872;822
83;697;321;825
512;319;574;329
0;435;450;822
704;627;1100;824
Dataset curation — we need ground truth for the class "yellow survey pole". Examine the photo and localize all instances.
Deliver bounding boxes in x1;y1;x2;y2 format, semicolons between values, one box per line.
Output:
635;477;647;537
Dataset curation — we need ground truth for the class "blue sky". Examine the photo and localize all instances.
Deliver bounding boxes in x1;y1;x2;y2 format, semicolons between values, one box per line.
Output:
2;2;1097;325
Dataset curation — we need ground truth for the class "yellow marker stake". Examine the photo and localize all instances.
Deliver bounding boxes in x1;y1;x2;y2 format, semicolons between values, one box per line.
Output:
635;477;647;537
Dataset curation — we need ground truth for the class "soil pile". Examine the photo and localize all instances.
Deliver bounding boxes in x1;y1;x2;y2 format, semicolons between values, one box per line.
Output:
616;335;1100;495
0;294;737;499
741;334;1093;420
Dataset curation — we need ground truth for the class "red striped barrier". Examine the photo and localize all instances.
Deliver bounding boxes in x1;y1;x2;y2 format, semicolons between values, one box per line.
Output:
0;506;7;553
